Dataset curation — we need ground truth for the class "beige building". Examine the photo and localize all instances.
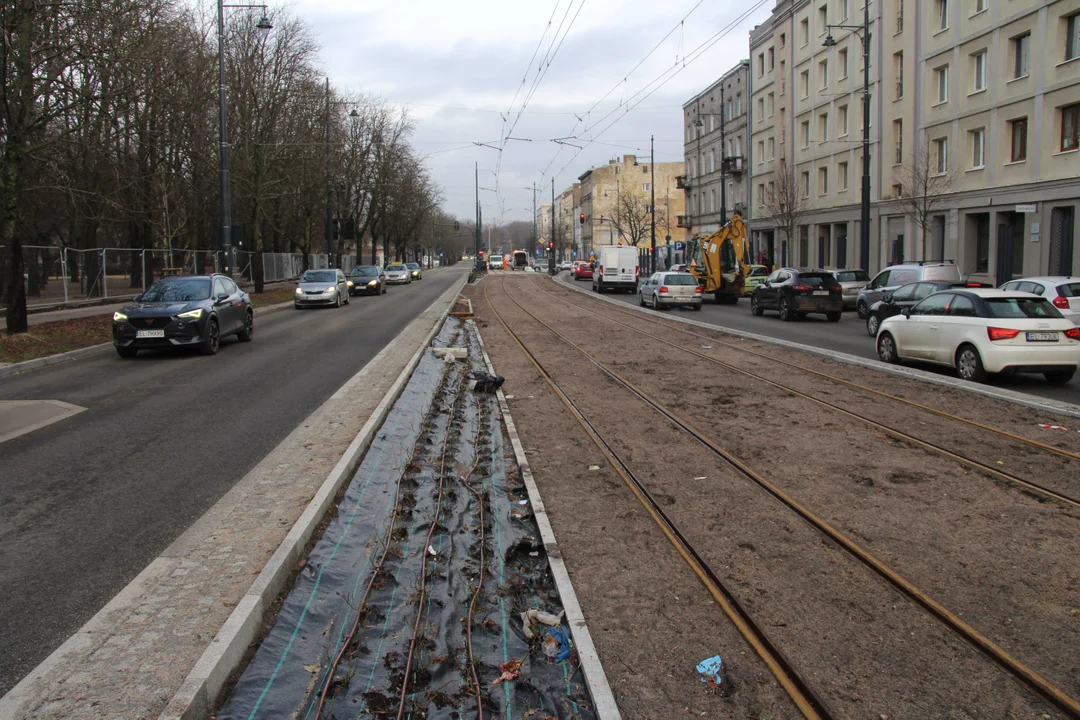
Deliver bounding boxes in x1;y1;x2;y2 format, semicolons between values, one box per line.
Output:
749;0;1080;280
681;60;752;238
578;155;686;258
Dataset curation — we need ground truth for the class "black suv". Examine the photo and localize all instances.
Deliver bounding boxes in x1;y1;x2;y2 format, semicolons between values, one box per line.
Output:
750;268;844;322
866;281;992;335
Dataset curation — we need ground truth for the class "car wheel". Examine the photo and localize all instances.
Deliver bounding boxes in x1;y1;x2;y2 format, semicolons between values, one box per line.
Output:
237;311;254;342
866;314;880;336
857;300;869;320
116;346;137;359
638;292;646;307
294;303;302;310
691;304;702;312
779;298;794;321
826;311;842;323
200;317;220;356
955;344;987;383
877;332;899;364
334;292;341;308
750;295;763;316
344;292;350;305
1045;369;1076;385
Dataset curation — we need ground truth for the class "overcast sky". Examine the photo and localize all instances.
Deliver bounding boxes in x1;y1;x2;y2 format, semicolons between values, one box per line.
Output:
297;0;774;224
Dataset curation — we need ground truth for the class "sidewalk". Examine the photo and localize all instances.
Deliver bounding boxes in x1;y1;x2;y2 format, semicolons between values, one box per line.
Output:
0;273;468;720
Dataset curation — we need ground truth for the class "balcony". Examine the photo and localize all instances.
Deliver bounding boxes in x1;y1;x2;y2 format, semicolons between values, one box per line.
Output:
723;156;745;175
676;215;690;228
676;175;689;190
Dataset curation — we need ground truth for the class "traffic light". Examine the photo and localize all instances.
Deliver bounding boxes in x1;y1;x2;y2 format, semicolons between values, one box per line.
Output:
454;220;460;231
478;248;485;256
579;213;585;225
547;241;554;250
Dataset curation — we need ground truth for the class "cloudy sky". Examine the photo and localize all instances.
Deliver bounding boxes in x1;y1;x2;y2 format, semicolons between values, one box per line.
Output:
297;0;774;224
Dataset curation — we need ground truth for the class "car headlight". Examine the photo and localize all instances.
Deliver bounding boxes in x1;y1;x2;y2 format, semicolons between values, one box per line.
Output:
368;280;378;287
412;271;419;276
177;308;203;320
113;311;128;322
325;287;337;293
346;280;354;287
295;287;303;295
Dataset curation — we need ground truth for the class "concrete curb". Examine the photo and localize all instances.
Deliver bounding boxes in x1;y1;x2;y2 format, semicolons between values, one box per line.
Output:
159;276;467;719
0;300;296;381
473;320;623;720
554;275;1080;420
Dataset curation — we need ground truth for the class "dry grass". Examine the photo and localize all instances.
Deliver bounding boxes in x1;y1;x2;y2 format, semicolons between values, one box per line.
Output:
0;317;112;364
249;287;297;308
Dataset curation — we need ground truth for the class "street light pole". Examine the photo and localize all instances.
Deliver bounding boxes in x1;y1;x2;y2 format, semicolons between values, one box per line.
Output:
719;84;728;227
650;135;656;274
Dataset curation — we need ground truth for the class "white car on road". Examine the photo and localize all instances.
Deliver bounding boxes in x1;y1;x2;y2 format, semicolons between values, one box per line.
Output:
998;276;1080;326
876;288;1080;385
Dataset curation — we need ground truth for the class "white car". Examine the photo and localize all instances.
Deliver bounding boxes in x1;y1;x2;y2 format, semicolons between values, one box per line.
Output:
558;260;574;271
384;263;411;285
876;288;1080;385
998;276;1080;327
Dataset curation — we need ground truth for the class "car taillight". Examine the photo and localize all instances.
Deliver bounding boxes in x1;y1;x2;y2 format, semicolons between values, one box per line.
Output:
598;265;604;274
694;286;702;293
987;327;1021;341
659;286;670;294
1053;295;1070;309
636;267;640;278
790;284;810;291
1065;327;1080;340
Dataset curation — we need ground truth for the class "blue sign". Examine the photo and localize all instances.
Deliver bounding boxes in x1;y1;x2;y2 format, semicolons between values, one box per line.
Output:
674;241;684;251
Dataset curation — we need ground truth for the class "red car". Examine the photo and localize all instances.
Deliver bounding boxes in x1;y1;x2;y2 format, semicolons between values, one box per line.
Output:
572;261;594;280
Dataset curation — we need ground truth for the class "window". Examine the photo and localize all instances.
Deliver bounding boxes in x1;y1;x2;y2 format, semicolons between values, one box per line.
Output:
801;119;811;147
642;165;649;174
937;0;949;31
1010;118;1027;162
972;127;989;169
767;180;775;200
801;17;810;45
710;189;716;212
819;166;829;194
801;69;810;98
973;0;986;14
758;183;766;207
709;149;715;173
1013;33;1030;79
780;61;787;93
897;0;904;32
768;47;775;70
838;161;849;190
935;136;948;174
935;65;949;104
893;183;903;197
1063;103;1080;152
767;92;774;116
643;182;650;192
819;4;828;30
757;97;764;121
839;48;849;78
894;119;903;164
758;140;765;162
727;100;733;121
841;0;849;21
972;51;986;92
801;170;811;197
727;138;733;156
758;53;765;77
735;95;741;115
819;112;829;142
949;295;976;317
768;137;775;159
780;32;786;47
1068;13;1080;62
838;104;849;135
819;59;829;89
895;52;904;98
735;136;742;156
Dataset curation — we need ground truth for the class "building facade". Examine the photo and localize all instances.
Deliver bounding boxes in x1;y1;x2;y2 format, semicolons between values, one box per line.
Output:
681;60;752;239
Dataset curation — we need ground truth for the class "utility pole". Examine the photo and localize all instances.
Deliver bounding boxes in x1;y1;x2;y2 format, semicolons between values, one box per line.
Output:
474;162;481;268
719;83;728;226
650;135;656;275
550;178;556;275
532;181;537;249
860;0;871;272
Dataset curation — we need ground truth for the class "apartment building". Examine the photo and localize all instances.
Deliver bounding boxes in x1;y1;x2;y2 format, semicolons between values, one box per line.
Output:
680;60;751;238
552;183;581;259
749;0;1080;279
578;155;686;257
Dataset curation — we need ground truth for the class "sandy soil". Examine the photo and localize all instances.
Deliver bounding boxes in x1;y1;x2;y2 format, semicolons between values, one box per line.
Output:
467;273;1079;720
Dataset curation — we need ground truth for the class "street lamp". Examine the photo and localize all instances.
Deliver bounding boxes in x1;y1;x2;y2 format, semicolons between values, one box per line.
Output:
824;4;871;271
217;2;271;277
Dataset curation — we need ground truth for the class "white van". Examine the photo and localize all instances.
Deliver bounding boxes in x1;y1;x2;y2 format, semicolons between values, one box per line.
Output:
592;246;639;293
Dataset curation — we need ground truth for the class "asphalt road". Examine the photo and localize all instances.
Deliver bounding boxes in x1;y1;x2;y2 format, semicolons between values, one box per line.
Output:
0;265;467;695
555;272;1080;405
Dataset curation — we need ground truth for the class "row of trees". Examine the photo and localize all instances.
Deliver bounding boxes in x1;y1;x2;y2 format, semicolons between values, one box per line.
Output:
1;0;443;334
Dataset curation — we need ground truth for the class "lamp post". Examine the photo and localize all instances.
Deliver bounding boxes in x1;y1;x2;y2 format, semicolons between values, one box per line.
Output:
824;5;871;271
693;117;703;241
217;2;271;277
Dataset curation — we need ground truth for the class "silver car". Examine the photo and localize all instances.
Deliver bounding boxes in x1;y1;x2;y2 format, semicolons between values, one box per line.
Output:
638;272;703;310
830;269;871;310
294;269;349;309
385;263;412;285
856;261;963;318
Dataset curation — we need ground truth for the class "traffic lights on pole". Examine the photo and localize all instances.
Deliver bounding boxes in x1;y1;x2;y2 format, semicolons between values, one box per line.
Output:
547;241;554;250
579;213;585;225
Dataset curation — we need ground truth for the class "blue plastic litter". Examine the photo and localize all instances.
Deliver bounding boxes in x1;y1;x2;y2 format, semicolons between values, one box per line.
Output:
545;626;572;663
696;655;723;685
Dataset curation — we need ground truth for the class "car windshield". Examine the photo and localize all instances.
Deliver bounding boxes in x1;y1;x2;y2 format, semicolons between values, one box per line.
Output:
985;297;1063;319
749;267;768;277
301;270;337;282
663;274;698;285
388;264;405;270
1058;282;1080;298
835;270;870;282
406;263;419;269
352;266;378;276
141;278;211;302
794;273;834;287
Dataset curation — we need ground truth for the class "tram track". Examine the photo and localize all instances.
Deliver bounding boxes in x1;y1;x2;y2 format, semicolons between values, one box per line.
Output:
484;275;1080;720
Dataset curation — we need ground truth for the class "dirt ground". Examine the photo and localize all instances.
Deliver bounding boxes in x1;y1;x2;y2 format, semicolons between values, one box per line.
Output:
467;272;1080;720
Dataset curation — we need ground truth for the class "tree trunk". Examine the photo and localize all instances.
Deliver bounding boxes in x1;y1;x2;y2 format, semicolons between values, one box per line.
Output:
2;143;29;334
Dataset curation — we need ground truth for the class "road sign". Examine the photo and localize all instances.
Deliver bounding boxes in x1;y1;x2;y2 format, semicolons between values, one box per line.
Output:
674;241;684;251
1015;204;1037;214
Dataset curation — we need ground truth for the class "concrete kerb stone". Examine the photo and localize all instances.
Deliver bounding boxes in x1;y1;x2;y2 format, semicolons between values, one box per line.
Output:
472;318;623;720
160;275;468;720
0;300;295;381
554;275;1080;420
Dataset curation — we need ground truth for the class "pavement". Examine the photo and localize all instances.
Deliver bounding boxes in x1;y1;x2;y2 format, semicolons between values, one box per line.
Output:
555;272;1080;405
0;266;469;716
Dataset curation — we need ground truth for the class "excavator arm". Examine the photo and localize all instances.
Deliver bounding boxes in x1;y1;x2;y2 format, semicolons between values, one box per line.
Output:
688;214;750;300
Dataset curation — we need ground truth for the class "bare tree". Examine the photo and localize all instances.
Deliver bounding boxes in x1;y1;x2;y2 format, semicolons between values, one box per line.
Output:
608;186;666;247
761;160;810;258
894;133;954;261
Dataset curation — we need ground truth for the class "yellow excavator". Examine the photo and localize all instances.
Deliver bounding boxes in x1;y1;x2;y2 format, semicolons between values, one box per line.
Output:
687;213;751;304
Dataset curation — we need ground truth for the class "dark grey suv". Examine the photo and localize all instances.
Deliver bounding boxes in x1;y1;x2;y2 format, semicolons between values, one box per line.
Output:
750;268;844;322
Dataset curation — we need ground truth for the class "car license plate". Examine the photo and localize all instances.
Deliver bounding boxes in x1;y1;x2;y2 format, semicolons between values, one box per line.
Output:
136;329;165;338
813;290;829;296
1026;332;1058;342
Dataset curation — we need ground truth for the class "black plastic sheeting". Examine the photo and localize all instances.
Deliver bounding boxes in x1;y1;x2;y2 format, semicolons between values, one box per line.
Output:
219;317;597;720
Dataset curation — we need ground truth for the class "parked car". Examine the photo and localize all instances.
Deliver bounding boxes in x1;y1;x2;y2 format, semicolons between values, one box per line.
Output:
865;281;993;335
877;289;1080;384
831;269;872;310
572;261;593;280
750;268;844;322
857;261;963;319
638;272;703;310
593;246;639;293
112;274;252;358
743;264;769;296
405;262;423;280
559;260;575;271
998;276;1080;327
295;269;349;309
385;263;412;285
349;265;386;296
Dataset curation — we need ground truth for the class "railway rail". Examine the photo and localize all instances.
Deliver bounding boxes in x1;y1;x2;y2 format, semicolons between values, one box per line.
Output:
483;276;1080;720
